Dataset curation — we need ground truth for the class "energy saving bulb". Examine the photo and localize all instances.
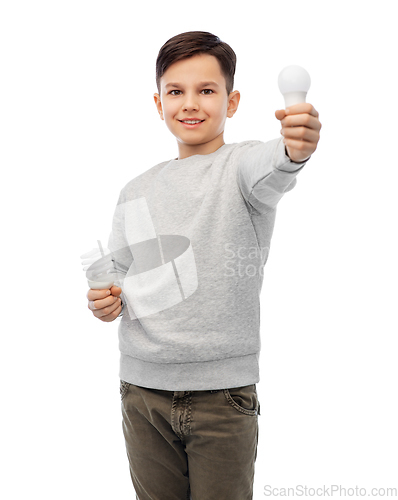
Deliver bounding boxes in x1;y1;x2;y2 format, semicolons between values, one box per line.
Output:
81;240;115;289
278;65;311;108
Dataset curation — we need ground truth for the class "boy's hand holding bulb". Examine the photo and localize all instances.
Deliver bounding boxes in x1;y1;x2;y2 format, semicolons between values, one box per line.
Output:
87;286;123;322
81;242;123;322
275;65;322;163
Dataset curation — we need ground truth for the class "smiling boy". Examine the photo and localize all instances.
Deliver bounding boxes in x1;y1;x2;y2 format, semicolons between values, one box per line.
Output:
153;52;239;159
86;31;321;499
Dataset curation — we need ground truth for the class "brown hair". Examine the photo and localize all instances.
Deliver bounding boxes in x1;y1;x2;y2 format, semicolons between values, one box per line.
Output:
155;31;236;96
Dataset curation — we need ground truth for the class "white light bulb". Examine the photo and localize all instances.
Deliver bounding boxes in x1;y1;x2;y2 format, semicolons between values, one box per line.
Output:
81;241;115;289
278;65;311;108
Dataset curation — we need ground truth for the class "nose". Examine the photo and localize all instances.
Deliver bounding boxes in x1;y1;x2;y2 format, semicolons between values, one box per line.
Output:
182;91;199;112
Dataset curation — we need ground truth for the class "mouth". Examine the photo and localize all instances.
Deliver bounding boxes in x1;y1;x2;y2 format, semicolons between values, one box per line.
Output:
178;119;205;129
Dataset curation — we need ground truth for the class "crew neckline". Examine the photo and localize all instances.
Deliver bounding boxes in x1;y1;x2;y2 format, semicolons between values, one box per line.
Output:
166;143;230;169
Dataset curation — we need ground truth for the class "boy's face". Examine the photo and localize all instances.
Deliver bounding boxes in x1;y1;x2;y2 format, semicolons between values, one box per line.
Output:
154;53;240;159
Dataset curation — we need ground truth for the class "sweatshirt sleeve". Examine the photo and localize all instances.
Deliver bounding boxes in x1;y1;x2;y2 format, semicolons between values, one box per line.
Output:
236;137;310;214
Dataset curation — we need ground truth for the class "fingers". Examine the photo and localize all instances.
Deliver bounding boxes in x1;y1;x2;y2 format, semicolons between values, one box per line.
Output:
93;301;123;322
86;286;124;322
281;125;320;143
100;303;123;322
87;286;122;301
275;109;287;121
88;293;121;312
284;103;319;117
277;103;321;163
87;288;112;301
276;103;321;129
281;112;322;131
88;294;123;321
110;285;122;297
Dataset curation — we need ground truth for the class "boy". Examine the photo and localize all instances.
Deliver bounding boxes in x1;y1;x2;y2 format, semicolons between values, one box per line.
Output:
86;31;321;500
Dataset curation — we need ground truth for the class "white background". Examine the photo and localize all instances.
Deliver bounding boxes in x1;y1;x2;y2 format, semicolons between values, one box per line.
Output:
1;1;397;498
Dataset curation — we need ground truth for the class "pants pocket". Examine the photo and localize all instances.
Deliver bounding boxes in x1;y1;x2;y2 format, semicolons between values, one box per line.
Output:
223;384;260;416
120;379;130;401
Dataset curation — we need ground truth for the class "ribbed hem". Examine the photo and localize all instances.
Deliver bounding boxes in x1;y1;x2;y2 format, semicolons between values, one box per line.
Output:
119;353;260;391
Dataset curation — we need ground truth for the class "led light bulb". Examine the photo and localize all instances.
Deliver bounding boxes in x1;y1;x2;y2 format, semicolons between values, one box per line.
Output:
278;65;311;107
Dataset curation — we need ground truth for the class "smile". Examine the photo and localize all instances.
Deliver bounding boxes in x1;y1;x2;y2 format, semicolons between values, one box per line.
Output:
178;120;205;129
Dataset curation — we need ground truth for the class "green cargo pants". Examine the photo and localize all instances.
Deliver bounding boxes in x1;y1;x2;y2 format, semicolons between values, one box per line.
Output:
120;381;260;500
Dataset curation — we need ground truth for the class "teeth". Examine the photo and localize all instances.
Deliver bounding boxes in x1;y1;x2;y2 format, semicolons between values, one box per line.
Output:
182;120;202;124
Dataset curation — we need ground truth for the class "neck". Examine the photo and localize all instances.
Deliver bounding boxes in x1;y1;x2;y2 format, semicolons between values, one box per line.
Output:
177;133;225;160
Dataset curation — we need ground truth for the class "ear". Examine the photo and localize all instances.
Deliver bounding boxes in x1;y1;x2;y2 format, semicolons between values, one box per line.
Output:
227;90;240;118
153;93;164;120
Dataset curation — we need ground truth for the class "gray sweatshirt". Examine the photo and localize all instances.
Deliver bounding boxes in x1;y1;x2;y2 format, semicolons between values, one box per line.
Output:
107;137;309;391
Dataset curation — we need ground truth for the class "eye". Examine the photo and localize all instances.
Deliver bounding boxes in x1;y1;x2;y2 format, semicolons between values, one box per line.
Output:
169;90;182;96
201;89;214;95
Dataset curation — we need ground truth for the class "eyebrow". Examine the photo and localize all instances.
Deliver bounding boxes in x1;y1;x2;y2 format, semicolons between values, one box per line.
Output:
164;81;220;89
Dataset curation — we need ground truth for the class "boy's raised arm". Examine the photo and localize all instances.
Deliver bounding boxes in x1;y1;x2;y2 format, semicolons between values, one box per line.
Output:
236;103;321;214
236;136;308;214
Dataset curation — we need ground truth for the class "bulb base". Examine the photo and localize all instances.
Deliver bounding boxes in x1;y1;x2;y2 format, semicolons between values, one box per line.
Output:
87;279;115;290
283;91;307;108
